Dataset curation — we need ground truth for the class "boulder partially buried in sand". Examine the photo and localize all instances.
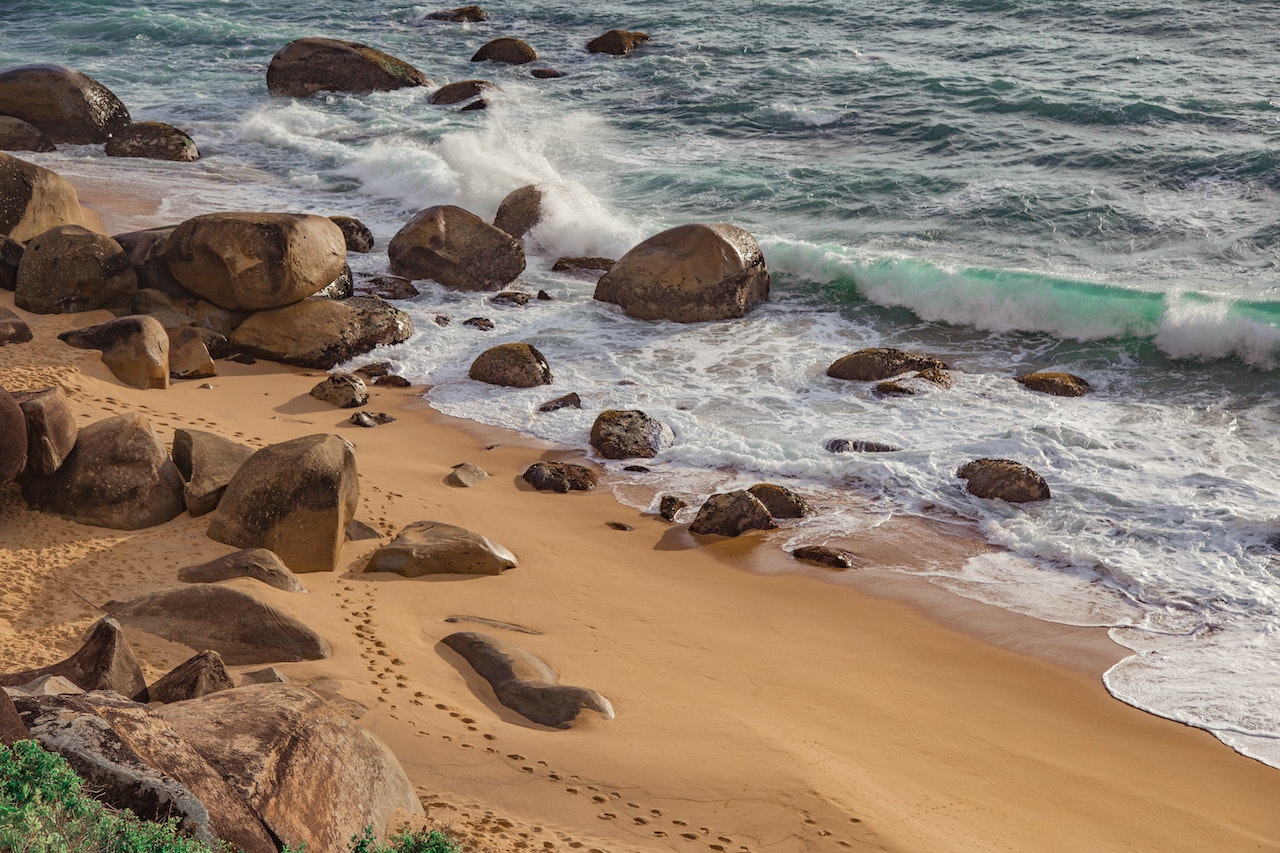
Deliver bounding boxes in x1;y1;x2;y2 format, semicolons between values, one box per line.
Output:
956;458;1051;503
15;224;135;314
105;121;200;162
0;64;131;143
594;223;769;323
0;306;30;344
158;684;423;851
178;548;307;593
164;212;347;312
106;586;330;665
0;152;84;241
388;204;525;291
827;347;948;382
22;413;186;530
365;520;517;576
59;315;170;390
12;387;76;477
172;428;255;517
0;617;146;698
207;434;359;573
468;342;552;387
589;409;673;459
689;490;777;537
266;38;431;98
441;631;614;728
228;295;412;369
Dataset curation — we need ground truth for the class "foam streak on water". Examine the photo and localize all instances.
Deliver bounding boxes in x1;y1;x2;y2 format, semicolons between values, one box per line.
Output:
2;0;1279;768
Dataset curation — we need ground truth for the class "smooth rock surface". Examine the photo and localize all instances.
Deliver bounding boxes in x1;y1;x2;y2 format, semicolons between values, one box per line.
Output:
0;151;83;240
178;548;307;593
471;37;537;64
493;184;542;240
166;325;216;380
142;651;236;705
15;224;134;314
59;315;170;390
172;428;255;517
587;30;651;55
0;617;146;698
0;115;54;152
0;64;130;143
229;295;412;369
365;519;516;576
12;386;76;477
266;38;430;97
446;462;489;487
388;204;525;291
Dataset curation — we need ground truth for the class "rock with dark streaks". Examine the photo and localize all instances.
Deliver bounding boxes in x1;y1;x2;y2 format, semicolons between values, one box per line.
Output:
177;548;307;593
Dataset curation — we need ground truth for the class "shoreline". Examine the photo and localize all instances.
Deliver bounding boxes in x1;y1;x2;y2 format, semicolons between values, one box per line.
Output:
1;174;1277;851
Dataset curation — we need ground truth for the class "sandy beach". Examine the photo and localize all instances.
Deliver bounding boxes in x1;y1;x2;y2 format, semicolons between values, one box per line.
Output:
2;180;1279;853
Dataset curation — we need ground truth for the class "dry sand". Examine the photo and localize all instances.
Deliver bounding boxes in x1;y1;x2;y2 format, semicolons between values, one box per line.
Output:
0;181;1277;852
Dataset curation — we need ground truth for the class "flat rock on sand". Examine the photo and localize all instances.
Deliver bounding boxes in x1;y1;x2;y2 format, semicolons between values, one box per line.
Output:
441;631;614;728
365;520;517;576
0;617;145;698
177;547;307;592
105;585;330;665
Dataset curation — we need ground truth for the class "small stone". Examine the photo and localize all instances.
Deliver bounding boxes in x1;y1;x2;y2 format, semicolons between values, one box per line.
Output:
345;519;382;541
826;438;900;453
1015;371;1091;397
350;411;394;427
538;392;581;413
605;522;633;531
791;546;859;570
659;495;688;522
310;373;368;408
463;317;494;331
446;462;489;487
490;291;530;306
623;465;651;473
530;68;565;79
374;375;411;388
434;315;452;327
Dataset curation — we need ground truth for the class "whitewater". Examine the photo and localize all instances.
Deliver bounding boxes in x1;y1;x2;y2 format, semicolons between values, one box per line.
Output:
2;0;1279;767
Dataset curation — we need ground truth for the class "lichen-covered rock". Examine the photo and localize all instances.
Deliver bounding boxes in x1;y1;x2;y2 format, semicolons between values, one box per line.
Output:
329;215;373;253
389;204;525;291
521;461;597;493
142;651;236;704
104;121;199;162
172;428;255;518
586;30;651;55
0;152;83;240
429;79;499;105
0;115;54;152
365;520;516;576
827;347;948;381
0;618;145;698
266;38;431;97
956;458;1051;503
0;64;130;143
164;212;347;312
11;387;75;477
589;409;673;459
493;184;542;240
60;315;170;390
0;387;25;485
594;223;769;323
309;372;369;408
106;586;330;665
689;490;777;536
177;548;307;593
15;224;134;314
1015;371;1091;397
441;632;613;728
22;413;185;529
471;37;537;65
747;483;810;519
229;296;412;369
207;434;359;573
468;342;552;387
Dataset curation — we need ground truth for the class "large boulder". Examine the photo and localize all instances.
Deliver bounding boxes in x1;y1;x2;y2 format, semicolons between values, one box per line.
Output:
1015;371;1091;397
171;428;255;517
471;37;537;65
140;651;236;705
388;204;525;291
164;212;347;311
589;409;673;459
207;434;359;573
0;617;146;698
0;305;31;344
0;386;26;485
309;372;368;408
441;632;613;728
689;490;777;537
492;184;542;240
22;413;186;530
228;295;412;369
0;152;83;240
594;223;769;322
58;315;170;390
468;342;552;387
106;586;330;665
956;458;1051;503
587;30;651;55
114;225;183;293
266;38;431;97
0;64;130;143
365;519;516;576
177;548;307;593
12;386;77;477
827;347;948;381
14;224;135;314
14;692;277;853
0;235;23;289
0;116;54;152
105;121;200;162
159;684;423;850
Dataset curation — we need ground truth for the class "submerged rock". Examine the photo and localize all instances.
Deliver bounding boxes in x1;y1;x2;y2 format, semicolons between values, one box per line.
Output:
468;342;552;387
471;37;537;65
587;30;651;55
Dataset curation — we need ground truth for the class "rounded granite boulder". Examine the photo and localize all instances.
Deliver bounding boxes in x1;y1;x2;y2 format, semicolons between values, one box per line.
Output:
266;38;431;97
956;458;1051;503
105;121;199;162
0;64;130;143
468;342;552;387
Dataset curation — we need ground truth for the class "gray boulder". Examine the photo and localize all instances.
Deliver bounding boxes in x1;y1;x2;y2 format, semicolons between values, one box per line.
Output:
827;347;948;381
309;372;369;408
689;490;777;536
59;315;170;390
521;461;597;493
441;632;613;728
0;152;83;240
12;386;77;477
389;204;525;291
594;223;769;322
956;458;1051;503
468;342;552;387
207;434;359;573
365;519;516;576
172;428;255;517
267;38;431;97
0;617;145;698
104;121;199;162
0;115;54;152
228;295;412;369
0;64;130;143
141;651;236;705
106;585;330;665
22;413;186;529
178;548;307;593
589;409;673;459
159;684;423;850
493;184;542;240
15;224;135;314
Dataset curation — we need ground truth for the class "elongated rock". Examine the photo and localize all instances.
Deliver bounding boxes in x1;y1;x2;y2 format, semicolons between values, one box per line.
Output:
266;38;431;97
365;520;516;576
178;548;307;592
228;296;412;369
827;347;948;382
0;617;145;698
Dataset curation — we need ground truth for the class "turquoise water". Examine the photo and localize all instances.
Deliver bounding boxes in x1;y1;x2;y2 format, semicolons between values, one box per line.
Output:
3;0;1280;767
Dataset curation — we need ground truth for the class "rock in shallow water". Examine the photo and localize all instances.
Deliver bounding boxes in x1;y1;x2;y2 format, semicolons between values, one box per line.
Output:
956;458;1051;503
522;461;597;492
689;490;777;537
266;37;430;97
589;409;673;459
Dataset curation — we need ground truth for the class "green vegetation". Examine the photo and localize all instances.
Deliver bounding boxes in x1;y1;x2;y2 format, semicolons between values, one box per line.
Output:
1;740;463;853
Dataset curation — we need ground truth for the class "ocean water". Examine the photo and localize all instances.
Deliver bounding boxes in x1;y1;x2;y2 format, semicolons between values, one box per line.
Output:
3;0;1279;767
